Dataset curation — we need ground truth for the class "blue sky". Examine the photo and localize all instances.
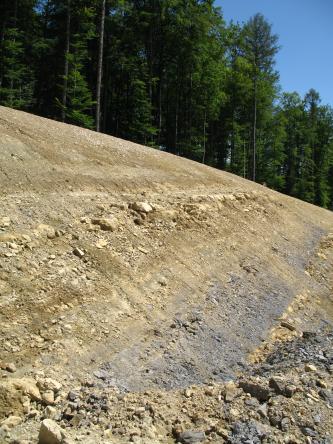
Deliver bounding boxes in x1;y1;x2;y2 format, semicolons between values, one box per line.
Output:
216;0;333;106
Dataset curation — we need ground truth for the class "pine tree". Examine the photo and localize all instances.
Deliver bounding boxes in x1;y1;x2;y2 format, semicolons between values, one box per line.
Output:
95;0;105;132
279;92;305;196
0;0;36;109
55;1;96;128
242;13;279;182
61;0;71;122
217;23;252;175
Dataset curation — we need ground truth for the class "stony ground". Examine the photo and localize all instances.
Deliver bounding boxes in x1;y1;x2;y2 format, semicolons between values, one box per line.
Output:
0;106;333;443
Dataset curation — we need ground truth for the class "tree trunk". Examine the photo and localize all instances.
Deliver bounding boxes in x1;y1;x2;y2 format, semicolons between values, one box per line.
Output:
175;103;178;155
252;77;257;182
96;0;105;132
158;76;162;145
0;19;7;89
61;0;71;123
102;51;109;133
243;140;246;178
8;0;18;107
0;0;9;90
189;72;193;149
202;109;207;164
230;107;235;169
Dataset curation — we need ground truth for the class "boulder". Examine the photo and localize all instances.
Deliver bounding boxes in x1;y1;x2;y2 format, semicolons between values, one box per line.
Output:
305;364;317;372
73;248;84;258
38;419;64;444
0;415;22;429
224;380;238;402
37;378;62;394
91;217;118;232
130;202;153;213
96;238;108;249
239;380;270;402
0;217;11;227
177;430;206;444
10;378;42;402
44;406;58;420
36;224;56;239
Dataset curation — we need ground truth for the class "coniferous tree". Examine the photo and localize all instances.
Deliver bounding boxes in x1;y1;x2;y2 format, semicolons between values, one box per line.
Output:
279;92;305;197
53;0;96;128
242;13;279;181
95;0;105;131
61;0;71;122
0;0;37;109
216;23;252;175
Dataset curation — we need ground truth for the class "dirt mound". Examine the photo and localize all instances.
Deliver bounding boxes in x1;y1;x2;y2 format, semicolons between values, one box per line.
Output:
0;106;333;443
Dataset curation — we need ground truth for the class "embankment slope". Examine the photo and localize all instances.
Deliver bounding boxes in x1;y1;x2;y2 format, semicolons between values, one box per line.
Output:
0;106;333;443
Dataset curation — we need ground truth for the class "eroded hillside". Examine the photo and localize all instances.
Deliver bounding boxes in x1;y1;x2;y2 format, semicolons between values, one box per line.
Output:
0;106;333;443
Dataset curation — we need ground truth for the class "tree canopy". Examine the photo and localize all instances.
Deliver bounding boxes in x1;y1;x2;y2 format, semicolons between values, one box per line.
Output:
1;0;333;209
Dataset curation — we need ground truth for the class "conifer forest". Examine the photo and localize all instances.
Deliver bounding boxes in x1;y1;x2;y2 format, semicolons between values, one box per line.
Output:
1;0;333;208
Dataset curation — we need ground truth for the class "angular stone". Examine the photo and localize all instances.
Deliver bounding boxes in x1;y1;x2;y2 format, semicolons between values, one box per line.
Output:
303;331;316;340
304;364;317;372
6;363;17;373
280;321;296;331
239;380;270;402
37;378;62;393
96;238;108;249
73;248;84;258
319;389;333;406
257;403;268;418
158;276;167;286
178;430;206;443
284;384;297;398
1;415;22;429
301;427;317;437
11;378;42;402
37;224;56;239
38;419;64;444
224;381;238;402
42;390;55;405
0;217;11;227
91;217;118;232
269;376;285;395
130;202;153;213
316;379;327;389
44;406;58;420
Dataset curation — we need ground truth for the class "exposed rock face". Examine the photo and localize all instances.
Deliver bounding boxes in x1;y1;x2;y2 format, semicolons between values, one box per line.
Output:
0;107;333;443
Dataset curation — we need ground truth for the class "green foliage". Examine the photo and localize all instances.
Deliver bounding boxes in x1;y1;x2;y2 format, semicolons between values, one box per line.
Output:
0;0;37;110
277;91;333;207
0;28;34;108
58;3;96;128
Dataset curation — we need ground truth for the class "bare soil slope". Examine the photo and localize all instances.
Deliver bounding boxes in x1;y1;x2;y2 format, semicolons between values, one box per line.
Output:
0;106;333;443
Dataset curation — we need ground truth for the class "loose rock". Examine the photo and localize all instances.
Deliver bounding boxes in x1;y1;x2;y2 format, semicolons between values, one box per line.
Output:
73;247;84;258
0;415;22;429
38;419;64;444
177;430;206;444
305;364;317;372
239;380;270;402
130;202;153;213
91;217;118;232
